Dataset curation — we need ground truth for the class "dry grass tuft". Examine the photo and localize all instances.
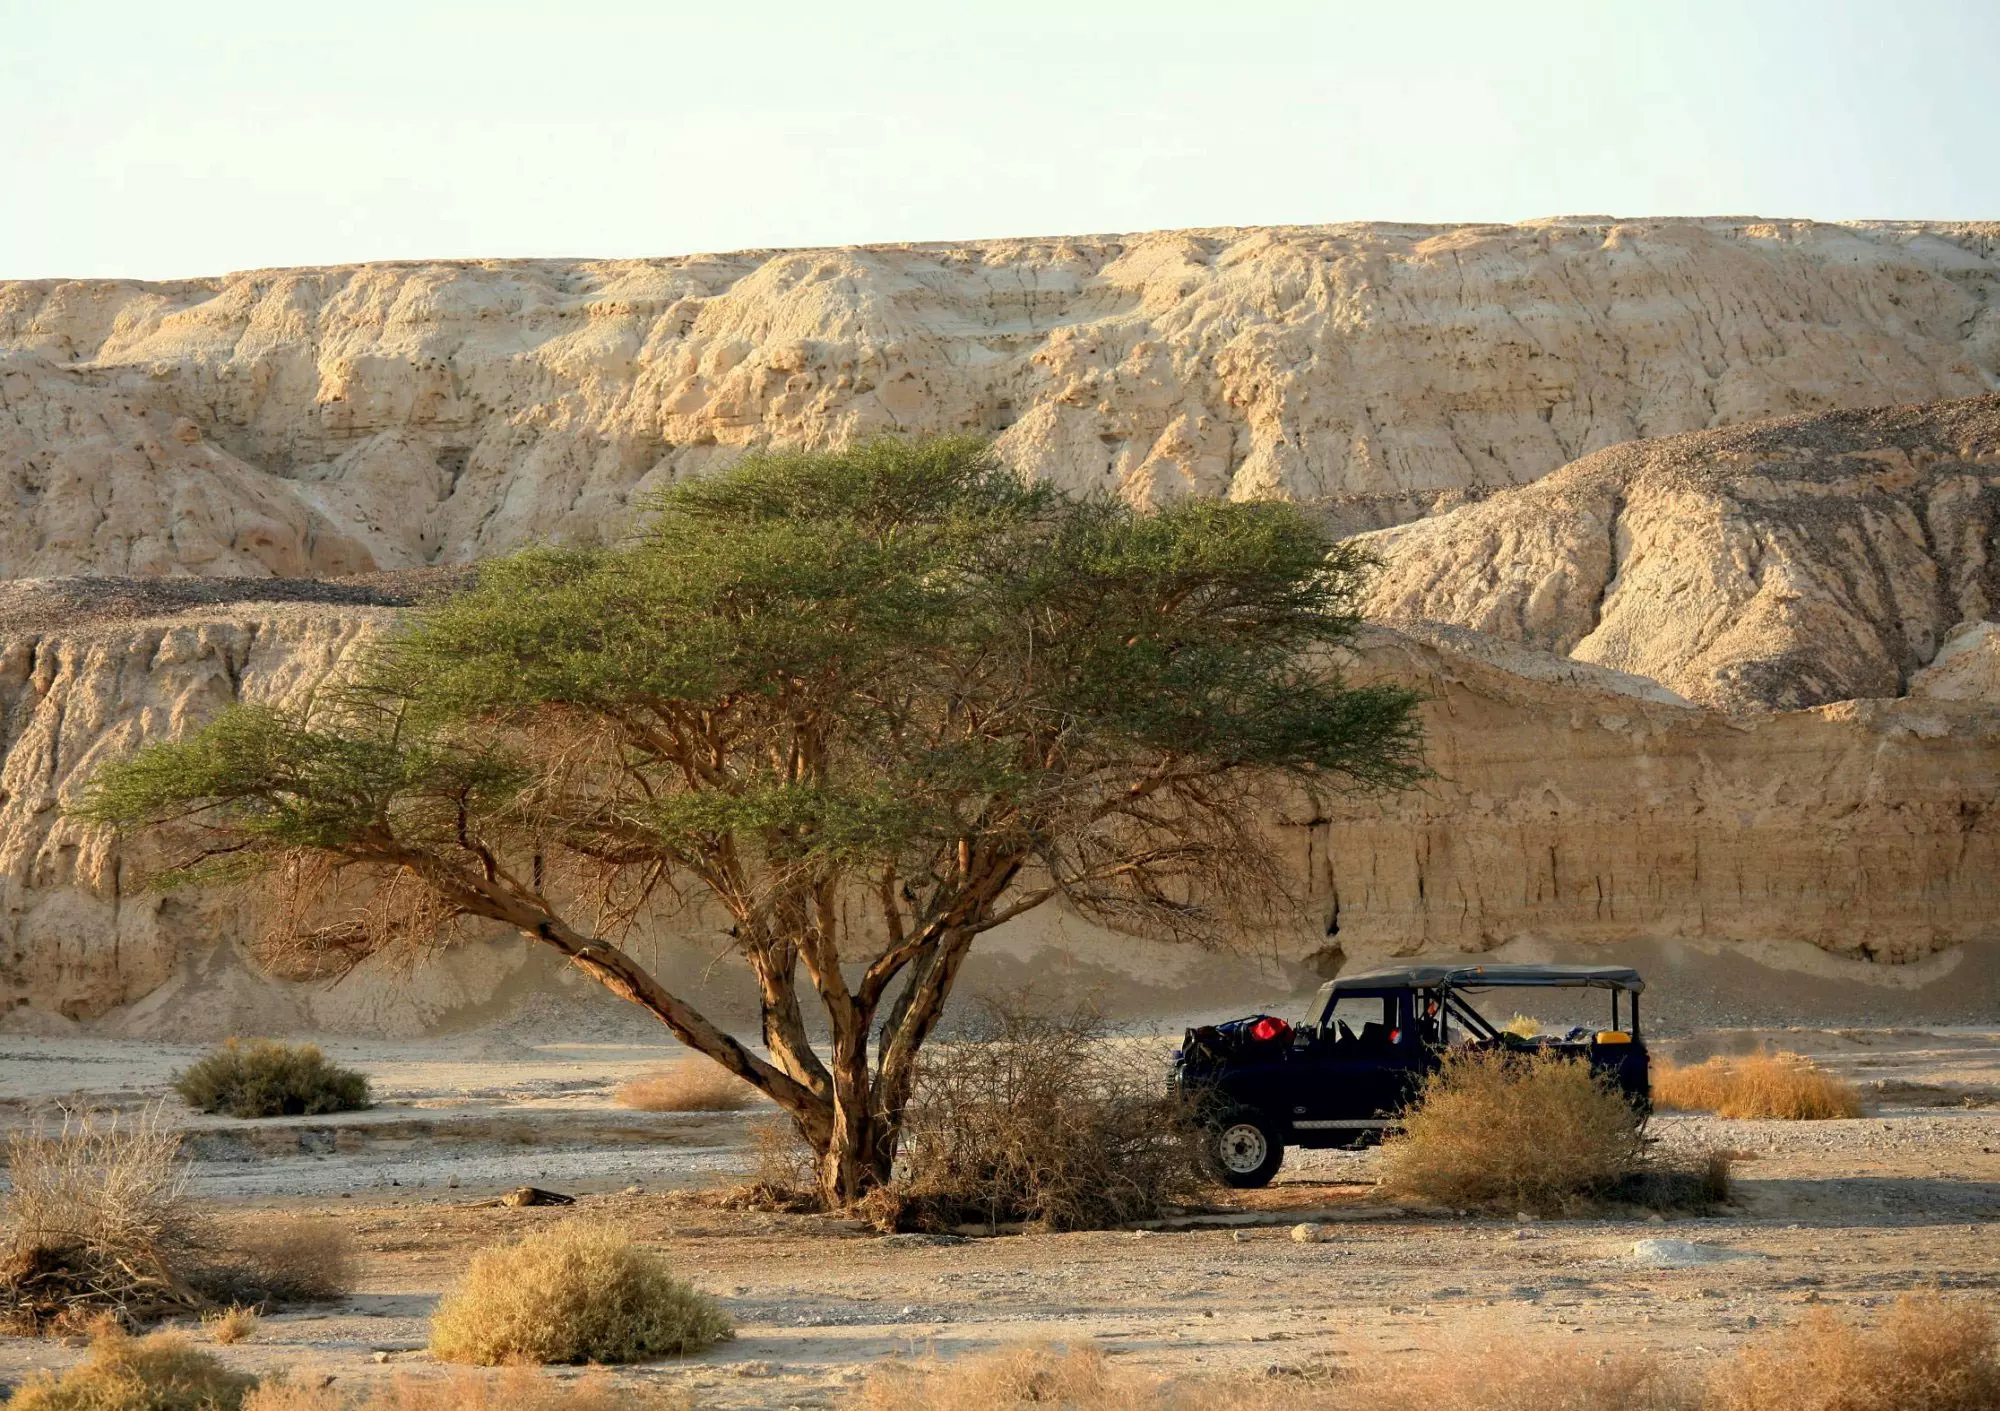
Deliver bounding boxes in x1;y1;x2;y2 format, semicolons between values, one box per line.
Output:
883;1005;1211;1233
202;1304;259;1345
841;1300;1999;1411
842;1340;1694;1411
1380;1049;1647;1215
172;1039;370;1119
1653;1052;1864;1120
208;1214;356;1305
6;1322;256;1411
246;1367;693;1411
1;1106;206;1334
847;1344;1169;1411
1331;1339;1695;1411
427;1221;731;1366
1708;1291;1999;1411
614;1063;757;1113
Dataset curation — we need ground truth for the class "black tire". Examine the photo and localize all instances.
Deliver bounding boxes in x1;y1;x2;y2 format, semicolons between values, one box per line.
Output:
1205;1111;1285;1188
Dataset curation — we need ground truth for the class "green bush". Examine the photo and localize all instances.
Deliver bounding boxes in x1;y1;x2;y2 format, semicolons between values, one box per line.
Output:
171;1040;370;1119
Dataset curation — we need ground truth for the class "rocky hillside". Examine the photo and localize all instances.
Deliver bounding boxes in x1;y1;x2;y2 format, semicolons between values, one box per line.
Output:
3;217;1998;1032
1358;396;2000;711
2;218;1995;578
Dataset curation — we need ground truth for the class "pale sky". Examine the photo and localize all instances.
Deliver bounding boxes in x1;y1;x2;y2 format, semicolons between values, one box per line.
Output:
2;0;1994;281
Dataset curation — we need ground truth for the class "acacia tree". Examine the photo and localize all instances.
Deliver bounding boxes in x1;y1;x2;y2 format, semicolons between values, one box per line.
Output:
77;439;1424;1205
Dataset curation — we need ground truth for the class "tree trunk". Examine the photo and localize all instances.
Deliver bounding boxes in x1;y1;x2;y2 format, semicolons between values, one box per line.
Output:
816;988;893;1207
818;1092;880;1208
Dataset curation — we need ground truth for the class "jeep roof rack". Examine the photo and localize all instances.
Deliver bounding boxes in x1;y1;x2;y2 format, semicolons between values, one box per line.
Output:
1324;962;1645;994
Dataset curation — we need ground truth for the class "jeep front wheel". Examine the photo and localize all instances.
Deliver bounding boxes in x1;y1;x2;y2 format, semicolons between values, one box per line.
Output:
1206;1113;1284;1188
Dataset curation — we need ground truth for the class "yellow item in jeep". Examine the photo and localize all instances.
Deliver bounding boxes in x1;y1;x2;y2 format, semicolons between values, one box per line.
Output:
1594;1030;1633;1044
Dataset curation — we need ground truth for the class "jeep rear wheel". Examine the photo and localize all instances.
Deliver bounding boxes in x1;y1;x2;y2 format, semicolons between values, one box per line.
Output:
1206;1113;1284;1188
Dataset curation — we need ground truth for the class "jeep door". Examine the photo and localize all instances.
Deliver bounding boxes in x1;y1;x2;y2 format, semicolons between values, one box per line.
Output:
1287;991;1424;1138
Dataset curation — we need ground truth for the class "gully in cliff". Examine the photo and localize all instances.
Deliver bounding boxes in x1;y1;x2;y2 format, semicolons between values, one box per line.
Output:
1170;963;1649;1187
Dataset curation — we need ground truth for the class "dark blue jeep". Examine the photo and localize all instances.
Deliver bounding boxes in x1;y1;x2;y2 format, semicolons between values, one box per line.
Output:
1170;962;1649;1187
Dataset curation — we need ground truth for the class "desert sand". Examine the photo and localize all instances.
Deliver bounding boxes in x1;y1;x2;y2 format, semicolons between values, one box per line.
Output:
1;1025;1995;1405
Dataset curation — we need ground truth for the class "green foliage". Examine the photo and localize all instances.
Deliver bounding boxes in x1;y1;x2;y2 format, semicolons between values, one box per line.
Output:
71;702;527;888
375;437;1421;898
171;1040;370;1119
80;437;1420;939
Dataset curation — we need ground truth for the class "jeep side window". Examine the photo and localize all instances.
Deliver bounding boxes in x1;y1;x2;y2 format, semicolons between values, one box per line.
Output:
1415;991;1446;1046
1324;996;1388;1045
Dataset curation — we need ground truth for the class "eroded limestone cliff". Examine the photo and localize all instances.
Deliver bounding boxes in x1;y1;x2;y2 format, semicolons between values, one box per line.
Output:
1359;397;2000;711
1314;628;1999;966
4;218;1996;578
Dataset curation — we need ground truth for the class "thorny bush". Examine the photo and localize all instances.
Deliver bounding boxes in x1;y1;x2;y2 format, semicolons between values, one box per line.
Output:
1;1108;357;1336
1;1107;206;1334
873;1004;1213;1233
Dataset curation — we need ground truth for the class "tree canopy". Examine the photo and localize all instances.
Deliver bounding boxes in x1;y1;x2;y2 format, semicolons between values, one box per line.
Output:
77;437;1425;1203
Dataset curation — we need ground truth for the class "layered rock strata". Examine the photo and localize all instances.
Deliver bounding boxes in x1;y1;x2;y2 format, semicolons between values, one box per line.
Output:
1311;628;1998;965
2;589;1991;1032
2;218;1996;578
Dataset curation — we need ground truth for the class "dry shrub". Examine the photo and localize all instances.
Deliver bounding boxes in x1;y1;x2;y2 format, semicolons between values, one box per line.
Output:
247;1368;692;1411
1323;1339;1695;1411
172;1040;370;1119
719;1117;824;1213
203;1304;259;1345
1380;1050;1646;1215
843;1341;1693;1411
849;1344;1165;1411
883;1005;1210;1233
1619;1148;1736;1213
243;1381;352;1411
845;1303;1998;1411
1708;1291;2000;1411
1654;1053;1864;1120
1;1107;206;1333
0;1109;351;1334
7;1322;256;1411
614;1063;757;1113
427;1221;731;1366
209;1215;356;1304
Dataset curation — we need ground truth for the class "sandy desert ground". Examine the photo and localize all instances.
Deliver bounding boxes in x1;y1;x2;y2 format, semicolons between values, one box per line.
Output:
1;1024;1997;1406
